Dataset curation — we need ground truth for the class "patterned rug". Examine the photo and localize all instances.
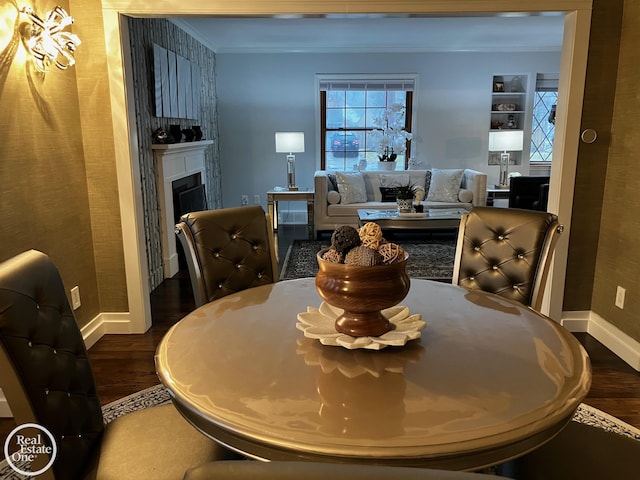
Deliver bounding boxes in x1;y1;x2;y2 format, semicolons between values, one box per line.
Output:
280;239;457;281
2;384;638;478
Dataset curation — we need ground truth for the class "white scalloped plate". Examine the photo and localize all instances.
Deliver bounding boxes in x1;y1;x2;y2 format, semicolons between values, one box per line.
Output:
296;302;426;350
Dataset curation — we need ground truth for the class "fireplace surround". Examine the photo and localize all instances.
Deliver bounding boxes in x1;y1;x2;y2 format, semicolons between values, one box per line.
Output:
152;140;214;278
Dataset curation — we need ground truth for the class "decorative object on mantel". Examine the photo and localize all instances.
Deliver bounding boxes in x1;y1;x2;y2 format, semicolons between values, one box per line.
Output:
275;131;305;191
192;125;203;141
314;224;411;338
152;127;169;144
169;124;182;143
182;128;195;142
370;103;413;166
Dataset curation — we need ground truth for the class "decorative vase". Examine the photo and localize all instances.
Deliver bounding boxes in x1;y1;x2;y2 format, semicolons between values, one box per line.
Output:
152;128;169;144
315;249;410;337
396;198;413;213
192;125;203;141
169;125;182;143
182;128;195;142
378;161;396;171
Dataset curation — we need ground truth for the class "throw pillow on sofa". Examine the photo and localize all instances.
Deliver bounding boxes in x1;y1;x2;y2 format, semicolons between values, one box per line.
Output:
426;168;464;203
379;173;411;202
336;172;367;204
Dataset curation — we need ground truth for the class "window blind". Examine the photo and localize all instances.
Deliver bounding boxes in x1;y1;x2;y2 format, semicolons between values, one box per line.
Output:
319;79;415;91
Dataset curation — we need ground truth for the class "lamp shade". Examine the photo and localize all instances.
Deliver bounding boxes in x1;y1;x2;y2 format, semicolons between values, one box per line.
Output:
488;130;523;152
275;132;305;153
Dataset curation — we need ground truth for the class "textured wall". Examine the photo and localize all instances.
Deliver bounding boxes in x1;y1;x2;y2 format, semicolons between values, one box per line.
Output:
0;0;103;327
590;0;640;340
127;18;222;289
72;0;128;312
564;0;622;311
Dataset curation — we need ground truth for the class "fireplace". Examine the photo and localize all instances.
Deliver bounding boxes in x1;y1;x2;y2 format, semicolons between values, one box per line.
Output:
152;140;213;278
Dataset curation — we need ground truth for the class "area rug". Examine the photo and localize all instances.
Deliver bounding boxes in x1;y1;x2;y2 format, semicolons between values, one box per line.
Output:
280;239;456;281
2;384;638;478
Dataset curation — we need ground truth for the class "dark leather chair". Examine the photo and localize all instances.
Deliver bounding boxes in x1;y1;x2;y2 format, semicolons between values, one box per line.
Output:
183;461;509;480
499;421;640;479
175;206;279;307
508;176;550;211
0;250;239;480
452;206;562;311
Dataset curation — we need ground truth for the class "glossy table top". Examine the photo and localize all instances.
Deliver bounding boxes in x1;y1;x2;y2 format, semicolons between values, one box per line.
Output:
155;279;591;470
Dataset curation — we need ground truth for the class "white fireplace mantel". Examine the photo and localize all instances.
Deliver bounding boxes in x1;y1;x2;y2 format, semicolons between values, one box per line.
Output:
152;140;213;278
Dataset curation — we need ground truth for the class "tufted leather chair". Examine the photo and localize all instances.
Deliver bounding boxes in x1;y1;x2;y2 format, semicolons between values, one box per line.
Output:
452;206;562;311
0;250;240;480
176;206;279;307
183;460;509;480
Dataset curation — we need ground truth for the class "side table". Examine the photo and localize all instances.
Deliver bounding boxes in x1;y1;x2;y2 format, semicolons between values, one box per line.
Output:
267;189;314;240
486;188;510;207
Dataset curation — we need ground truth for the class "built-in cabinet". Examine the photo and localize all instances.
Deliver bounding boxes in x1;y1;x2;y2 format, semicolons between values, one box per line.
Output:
488;74;531;173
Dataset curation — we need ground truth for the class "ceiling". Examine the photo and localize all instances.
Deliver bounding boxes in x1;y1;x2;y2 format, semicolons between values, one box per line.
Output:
170;14;565;54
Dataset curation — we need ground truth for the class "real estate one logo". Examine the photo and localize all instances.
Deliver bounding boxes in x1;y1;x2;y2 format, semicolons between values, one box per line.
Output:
3;423;57;476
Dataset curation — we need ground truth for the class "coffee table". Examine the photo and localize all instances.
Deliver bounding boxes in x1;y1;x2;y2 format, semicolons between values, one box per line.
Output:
358;208;468;231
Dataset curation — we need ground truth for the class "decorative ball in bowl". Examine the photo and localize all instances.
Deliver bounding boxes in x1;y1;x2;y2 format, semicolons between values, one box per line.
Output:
315;248;410;337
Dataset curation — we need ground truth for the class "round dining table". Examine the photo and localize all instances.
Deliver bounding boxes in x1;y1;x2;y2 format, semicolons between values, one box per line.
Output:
154;278;591;471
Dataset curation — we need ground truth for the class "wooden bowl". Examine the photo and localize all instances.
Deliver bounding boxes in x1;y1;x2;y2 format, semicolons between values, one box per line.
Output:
315;248;410;337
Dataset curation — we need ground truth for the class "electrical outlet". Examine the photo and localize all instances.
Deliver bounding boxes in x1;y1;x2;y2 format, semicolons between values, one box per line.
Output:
71;286;81;310
241;195;249;206
615;286;626;309
253;195;260;204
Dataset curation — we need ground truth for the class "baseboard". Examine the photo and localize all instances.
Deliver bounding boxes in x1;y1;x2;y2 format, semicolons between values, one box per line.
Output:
81;312;133;349
562;310;640;371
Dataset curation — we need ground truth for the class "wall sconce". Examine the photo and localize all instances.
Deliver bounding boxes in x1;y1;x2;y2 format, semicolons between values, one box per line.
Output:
20;5;81;72
275;132;305;191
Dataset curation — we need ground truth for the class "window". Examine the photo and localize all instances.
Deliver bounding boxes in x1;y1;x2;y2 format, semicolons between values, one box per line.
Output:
319;76;415;171
530;73;558;163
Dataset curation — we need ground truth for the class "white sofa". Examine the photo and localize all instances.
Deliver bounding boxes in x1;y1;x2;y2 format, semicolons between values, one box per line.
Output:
314;169;487;237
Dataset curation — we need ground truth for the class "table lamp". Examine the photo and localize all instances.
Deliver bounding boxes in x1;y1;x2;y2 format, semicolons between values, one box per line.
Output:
488;130;523;189
275;132;305;191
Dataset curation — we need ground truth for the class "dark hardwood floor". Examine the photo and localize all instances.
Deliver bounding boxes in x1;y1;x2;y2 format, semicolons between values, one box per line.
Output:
2;224;639;458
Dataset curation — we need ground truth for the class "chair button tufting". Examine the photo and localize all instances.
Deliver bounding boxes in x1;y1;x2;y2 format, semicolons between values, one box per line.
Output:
218;283;223;289
231;233;237;240
517;254;524;259
474;246;480;251
257;272;263;279
469;276;475;281
45;388;49;395
492;265;498;270
214;252;220;258
28;341;32;347
252;245;258;251
67;392;71;397
498;235;505;240
236;264;241;269
513;285;519;289
53;349;57;354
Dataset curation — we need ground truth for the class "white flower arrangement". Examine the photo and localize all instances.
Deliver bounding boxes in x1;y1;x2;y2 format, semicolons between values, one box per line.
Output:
369;103;413;161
